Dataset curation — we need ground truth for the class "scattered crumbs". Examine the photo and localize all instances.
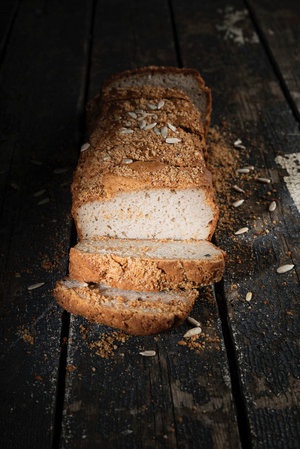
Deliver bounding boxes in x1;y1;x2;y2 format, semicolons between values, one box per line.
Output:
66;364;77;372
89;331;130;358
19;327;35;345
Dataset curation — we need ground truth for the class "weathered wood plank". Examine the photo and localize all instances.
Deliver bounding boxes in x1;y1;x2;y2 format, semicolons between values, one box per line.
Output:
0;1;93;448
60;1;241;448
0;0;20;60
247;0;300;119
172;0;300;448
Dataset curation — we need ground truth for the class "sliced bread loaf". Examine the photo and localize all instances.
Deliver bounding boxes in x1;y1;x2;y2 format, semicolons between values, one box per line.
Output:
54;278;198;335
72;85;218;241
69;239;225;291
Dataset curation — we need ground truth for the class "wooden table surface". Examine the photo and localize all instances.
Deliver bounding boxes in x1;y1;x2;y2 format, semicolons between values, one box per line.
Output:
0;1;299;448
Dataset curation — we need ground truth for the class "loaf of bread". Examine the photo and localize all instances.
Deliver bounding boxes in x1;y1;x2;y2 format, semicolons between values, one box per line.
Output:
72;85;218;241
69;239;225;291
54;278;198;335
54;66;225;335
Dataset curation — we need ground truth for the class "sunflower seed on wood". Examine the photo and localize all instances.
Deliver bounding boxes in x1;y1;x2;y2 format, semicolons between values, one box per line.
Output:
37;197;50;205
184;327;202;338
120;128;133;134
167;123;177;132
269;201;277;212
276;264;294;274
80;142;90;152
161;126;168;138
234;227;249;235
28;282;45;291
232;199;245;207
237;168;250;174
245;291;253;302
127;111;137;119
257;177;271;184
53;168;68;174
139;350;156;357
245;165;255;171
187;316;201;327
33;189;46;197
144;122;157;130
122;158;133;164
233;185;245;193
157;100;165;109
166;137;181;144
233;139;246;149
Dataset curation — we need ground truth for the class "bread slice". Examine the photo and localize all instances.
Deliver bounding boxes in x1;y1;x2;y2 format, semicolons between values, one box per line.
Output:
87;66;212;136
69;238;225;291
54;278;198;335
72;85;218;241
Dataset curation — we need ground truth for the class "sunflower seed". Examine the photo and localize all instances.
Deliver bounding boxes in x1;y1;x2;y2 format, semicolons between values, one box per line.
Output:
153;127;161;136
53;168;69;174
80;142;90;152
166;137;181;144
161;126;168;138
245;165;255;171
234;139;246;149
233;185;245;193
127;111;137;119
232;199;245;207
184;327;202;338
237;168;250;174
276;264;294;274
144;122;157;130
37;197;50;205
33;189;46;197
122;158;133;164
257;177;271;184
187;316;201;327
102;154;111;161
269;201;277;212
139;350;156;357
168;123;177;132
147;103;157;110
157;100;165;109
234;227;249;235
120;128;133;134
28;282;45;291
139;120;146;129
245;291;253;302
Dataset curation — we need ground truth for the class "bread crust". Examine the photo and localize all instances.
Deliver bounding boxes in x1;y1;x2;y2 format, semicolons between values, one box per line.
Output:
54;279;198;335
69;241;225;291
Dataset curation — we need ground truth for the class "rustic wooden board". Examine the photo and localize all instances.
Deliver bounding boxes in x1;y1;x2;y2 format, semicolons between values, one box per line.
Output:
0;0;20;60
0;0;93;448
172;0;300;448
60;1;241;448
247;0;300;119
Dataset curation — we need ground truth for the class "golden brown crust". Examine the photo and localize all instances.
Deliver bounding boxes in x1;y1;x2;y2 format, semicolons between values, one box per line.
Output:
69;244;225;291
54;280;198;335
93;65;212;135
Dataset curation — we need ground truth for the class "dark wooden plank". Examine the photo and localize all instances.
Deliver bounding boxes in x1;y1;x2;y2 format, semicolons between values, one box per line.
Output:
60;1;241;448
0;0;20;60
0;0;93;447
172;0;300;448
247;0;300;119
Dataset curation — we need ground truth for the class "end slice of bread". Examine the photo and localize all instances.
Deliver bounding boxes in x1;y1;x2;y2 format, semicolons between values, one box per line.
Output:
54;278;198;335
69;239;225;291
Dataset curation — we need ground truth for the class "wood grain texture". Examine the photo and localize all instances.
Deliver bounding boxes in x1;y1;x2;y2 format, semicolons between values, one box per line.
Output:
0;0;93;447
247;0;300;119
172;0;300;448
61;288;241;449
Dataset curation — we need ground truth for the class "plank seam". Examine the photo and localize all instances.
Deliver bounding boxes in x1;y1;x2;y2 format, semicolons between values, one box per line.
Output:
214;282;253;449
167;0;183;68
0;0;22;68
244;0;300;124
